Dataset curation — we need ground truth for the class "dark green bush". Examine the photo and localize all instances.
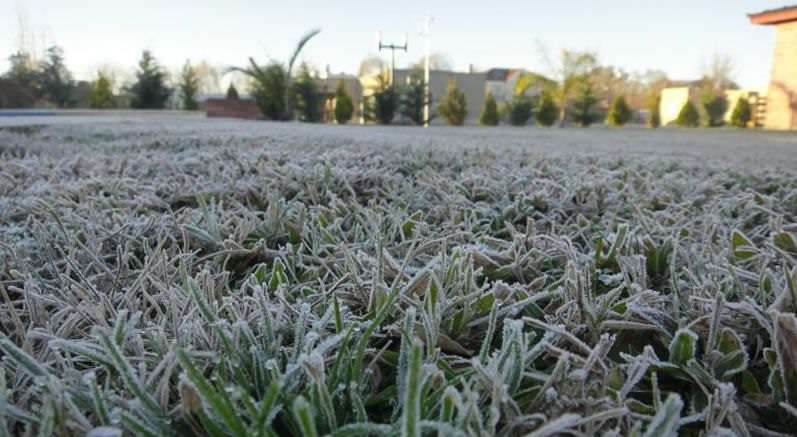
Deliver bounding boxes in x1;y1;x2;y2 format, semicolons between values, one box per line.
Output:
647;93;661;128
730;97;752;128
535;92;559;127
226;83;239;100
398;72;430;126
438;80;468;126
675;101;700;127
506;96;533;126
334;81;354;125
292;65;322;122
479;92;499;126
701;91;728;127
366;79;397;125
570;83;597;127
89;72;115;109
606;96;632;127
129;50;172;110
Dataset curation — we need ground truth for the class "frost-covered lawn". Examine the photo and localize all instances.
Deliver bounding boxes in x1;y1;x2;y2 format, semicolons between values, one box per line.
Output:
1;117;797;436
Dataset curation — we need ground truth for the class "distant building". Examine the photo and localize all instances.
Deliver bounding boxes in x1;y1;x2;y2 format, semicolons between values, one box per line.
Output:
750;5;797;129
485;68;524;103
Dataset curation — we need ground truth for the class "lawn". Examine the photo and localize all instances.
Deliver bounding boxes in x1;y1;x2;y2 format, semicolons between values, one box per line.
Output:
1;117;797;436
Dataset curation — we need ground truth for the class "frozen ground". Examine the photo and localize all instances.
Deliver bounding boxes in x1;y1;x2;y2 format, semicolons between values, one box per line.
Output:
1;115;797;436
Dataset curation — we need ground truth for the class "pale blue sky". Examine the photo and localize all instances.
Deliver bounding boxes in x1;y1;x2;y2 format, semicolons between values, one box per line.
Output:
0;0;788;88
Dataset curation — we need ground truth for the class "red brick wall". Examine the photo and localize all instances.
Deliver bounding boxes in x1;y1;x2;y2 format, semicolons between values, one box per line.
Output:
205;98;262;120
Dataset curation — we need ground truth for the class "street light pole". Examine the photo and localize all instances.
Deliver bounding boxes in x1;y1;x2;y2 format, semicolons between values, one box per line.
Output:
421;17;433;127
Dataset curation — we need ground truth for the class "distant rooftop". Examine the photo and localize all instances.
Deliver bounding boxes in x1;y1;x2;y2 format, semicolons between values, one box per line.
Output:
749;5;797;25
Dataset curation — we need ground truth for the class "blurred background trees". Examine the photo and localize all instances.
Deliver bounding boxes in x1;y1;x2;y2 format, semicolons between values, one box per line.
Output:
129;50;171;109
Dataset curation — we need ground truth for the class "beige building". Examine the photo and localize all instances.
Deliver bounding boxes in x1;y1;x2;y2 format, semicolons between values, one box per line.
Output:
750;5;797;130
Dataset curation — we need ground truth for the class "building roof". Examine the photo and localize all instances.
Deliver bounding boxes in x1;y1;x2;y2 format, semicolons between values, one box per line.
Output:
749;5;797;25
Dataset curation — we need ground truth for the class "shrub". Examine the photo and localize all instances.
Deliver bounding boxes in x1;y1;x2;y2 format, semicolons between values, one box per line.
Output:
606;95;632;127
179;61;200;111
232;29;320;120
226;83;239;100
675;101;700;127
479;92;499;126
398;72;430;126
249;63;289;120
647;93;661;128
89;72;115;109
129;50;172;110
701;91;728;127
334;81;354;125
366;78;397;125
730;97;752;128
570;83;597;127
292;65;322;122
535;92;559;127
438;80;467;126
506;96;533;126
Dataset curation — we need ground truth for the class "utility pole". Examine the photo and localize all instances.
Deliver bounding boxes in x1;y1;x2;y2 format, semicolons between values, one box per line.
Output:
378;31;407;86
420;17;433;127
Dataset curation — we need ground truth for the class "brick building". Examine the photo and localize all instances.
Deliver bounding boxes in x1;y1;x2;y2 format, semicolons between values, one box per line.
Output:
750;5;797;130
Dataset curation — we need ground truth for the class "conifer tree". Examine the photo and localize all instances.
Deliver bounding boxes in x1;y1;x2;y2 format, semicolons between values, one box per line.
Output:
479;92;499;126
438;80;467;126
333;80;354;124
130;50;171;109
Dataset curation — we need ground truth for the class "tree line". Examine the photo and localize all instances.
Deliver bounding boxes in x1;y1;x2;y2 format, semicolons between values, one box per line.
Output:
1;34;754;128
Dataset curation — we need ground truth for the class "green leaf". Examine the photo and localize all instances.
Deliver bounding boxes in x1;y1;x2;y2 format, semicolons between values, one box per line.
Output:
175;348;248;437
669;329;698;366
643;393;683;437
774;232;797;254
400;339;424;437
292;396;319;437
731;230;757;261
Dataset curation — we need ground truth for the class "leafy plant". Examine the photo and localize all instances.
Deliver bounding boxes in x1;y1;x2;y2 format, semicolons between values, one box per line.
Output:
398;71;431;126
226;83;240;100
570;82;597;127
701;91;728;127
231;29;321;120
606;95;632;126
179;60;201;111
90;72;115;109
292;64;322;122
506;95;533;126
479;92;499;126
730;97;752;128
333;80;354;124
675;101;700;127
647;93;661;128
535;91;558;127
129;50;172;109
438;80;467;126
365;76;397;125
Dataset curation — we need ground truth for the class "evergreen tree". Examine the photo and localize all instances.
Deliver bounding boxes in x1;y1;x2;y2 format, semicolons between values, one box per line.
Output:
89;72;115;109
179;61;201;110
398;72;429;125
675;101;700;127
701;91;728;127
570;83;597;127
479;92;499;126
291;64;321;122
5;51;38;94
507;96;533;126
438;80;467;126
647;93;661;128
38;46;75;108
333;80;354;125
730;97;752;128
129;50;171;109
365;76;397;125
606;95;632;126
535;92;558;127
226;83;239;100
